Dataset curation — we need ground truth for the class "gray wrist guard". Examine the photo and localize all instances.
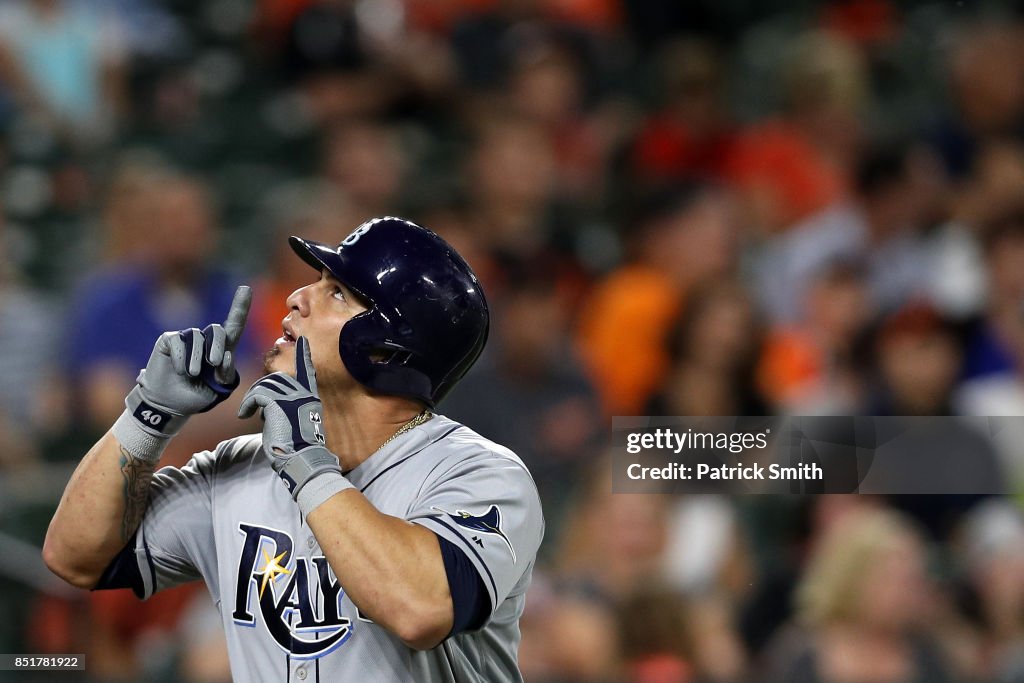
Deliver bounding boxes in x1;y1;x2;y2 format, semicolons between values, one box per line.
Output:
296;470;356;518
276;446;354;516
111;387;190;462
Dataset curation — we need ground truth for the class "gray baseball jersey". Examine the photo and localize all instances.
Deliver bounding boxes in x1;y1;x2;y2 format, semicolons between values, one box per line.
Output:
121;415;544;682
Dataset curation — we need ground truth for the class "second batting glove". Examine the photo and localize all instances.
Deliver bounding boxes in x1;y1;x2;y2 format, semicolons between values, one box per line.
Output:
238;336;354;516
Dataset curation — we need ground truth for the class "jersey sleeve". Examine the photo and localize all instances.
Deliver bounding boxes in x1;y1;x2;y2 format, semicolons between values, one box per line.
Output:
407;454;544;619
96;447;219;600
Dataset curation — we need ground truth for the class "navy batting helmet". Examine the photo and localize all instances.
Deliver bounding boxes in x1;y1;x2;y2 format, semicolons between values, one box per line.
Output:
288;217;489;406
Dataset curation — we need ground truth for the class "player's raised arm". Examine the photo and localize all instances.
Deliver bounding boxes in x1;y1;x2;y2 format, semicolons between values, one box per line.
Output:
43;286;252;588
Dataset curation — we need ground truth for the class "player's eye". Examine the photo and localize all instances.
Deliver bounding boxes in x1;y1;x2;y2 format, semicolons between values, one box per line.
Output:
331;286;345;301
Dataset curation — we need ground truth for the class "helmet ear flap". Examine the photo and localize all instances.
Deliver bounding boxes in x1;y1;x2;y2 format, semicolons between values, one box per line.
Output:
339;312;434;405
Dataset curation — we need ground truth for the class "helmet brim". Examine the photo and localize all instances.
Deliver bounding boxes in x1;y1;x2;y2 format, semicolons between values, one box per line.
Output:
289;235;340;275
288;236;372;302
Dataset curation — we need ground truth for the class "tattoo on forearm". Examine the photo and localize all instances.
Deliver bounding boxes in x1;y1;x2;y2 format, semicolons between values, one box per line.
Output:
119;446;155;542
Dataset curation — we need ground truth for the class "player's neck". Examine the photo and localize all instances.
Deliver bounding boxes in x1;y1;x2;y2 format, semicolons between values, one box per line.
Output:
319;391;427;471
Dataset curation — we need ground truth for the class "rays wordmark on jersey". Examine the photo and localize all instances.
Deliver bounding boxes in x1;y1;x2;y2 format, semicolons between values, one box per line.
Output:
232;523;352;658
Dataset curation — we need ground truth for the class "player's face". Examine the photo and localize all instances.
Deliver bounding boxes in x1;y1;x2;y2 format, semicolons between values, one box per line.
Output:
265;271;369;387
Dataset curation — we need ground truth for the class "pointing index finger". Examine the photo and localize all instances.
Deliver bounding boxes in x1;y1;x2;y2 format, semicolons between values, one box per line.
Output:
223;285;252;348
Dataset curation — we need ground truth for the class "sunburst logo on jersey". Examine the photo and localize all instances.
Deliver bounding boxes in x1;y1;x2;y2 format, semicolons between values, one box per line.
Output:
258;548;291;598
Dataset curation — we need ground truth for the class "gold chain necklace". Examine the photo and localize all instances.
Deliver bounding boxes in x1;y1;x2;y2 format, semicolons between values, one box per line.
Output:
380;410;433;449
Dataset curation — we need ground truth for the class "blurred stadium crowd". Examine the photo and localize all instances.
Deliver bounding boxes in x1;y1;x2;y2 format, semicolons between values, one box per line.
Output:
2;0;1024;681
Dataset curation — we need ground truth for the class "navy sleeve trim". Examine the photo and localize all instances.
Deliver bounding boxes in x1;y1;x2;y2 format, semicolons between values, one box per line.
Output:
93;532;145;598
436;534;491;636
428;516;498;599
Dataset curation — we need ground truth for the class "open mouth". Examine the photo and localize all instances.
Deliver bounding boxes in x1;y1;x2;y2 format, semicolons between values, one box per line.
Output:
276;325;297;347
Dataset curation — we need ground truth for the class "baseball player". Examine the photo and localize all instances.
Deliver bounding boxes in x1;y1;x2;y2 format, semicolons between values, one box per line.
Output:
44;217;545;682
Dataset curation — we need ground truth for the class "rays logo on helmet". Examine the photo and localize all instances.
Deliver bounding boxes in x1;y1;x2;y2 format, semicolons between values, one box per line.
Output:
432;505;516;563
340;218;383;247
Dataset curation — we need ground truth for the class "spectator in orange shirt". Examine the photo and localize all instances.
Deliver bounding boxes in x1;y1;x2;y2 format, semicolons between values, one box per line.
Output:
757;258;873;414
727;31;866;234
578;184;740;416
629;39;735;188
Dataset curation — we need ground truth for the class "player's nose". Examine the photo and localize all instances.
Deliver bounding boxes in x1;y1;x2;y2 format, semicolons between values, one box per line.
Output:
286;284;311;316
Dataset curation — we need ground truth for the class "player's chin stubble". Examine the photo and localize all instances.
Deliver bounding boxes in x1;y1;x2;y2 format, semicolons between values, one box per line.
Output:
263;347;281;374
263;346;298;376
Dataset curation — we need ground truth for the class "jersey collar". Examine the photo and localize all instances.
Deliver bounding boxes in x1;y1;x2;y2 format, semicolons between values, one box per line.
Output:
342;414;460;491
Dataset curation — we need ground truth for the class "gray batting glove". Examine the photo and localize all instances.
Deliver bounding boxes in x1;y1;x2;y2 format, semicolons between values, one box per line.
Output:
113;286;252;461
238;336;353;515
